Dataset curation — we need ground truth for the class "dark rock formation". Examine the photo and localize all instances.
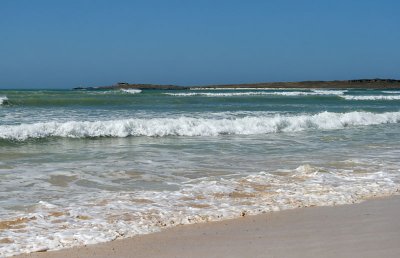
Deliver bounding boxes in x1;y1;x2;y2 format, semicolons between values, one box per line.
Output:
73;78;400;90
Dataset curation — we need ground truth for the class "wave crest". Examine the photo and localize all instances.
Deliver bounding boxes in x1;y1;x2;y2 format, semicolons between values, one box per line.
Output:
341;95;400;100
1;111;400;140
165;90;346;97
121;89;142;94
382;91;400;94
0;96;8;105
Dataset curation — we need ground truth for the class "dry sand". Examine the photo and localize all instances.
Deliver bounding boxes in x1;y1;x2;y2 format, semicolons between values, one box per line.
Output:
16;196;400;258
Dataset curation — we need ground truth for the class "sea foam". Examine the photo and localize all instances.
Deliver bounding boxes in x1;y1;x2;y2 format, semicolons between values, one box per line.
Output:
1;165;399;257
311;89;347;95
1;111;400;140
121;89;142;94
0;96;8;105
341;95;400;100
164;90;346;97
382;91;400;94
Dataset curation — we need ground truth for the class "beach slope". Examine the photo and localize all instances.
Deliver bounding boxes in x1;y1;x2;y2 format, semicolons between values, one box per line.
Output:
17;196;400;258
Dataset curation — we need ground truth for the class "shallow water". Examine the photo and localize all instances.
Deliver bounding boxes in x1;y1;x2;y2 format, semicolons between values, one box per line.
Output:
0;88;400;256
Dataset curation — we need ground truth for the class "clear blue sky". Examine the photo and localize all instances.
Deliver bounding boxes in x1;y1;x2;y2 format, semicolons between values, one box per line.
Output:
0;0;399;89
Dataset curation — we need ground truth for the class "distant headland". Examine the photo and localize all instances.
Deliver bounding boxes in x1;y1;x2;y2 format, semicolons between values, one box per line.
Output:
73;78;400;90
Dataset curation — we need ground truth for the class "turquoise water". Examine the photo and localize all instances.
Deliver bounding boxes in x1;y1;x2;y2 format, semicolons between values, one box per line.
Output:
1;88;400;256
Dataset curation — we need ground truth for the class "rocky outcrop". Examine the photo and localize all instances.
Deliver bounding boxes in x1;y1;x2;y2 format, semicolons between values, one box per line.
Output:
74;78;400;90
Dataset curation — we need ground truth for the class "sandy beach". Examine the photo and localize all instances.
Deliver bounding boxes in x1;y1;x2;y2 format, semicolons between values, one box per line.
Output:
15;196;400;258
2;1;400;257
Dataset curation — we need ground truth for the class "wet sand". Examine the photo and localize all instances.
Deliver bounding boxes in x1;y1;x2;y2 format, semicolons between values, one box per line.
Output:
16;196;400;258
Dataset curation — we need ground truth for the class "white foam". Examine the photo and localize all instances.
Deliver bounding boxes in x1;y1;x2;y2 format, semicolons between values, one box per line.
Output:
1;165;399;257
0;96;8;105
341;95;400;100
382;91;400;94
1;111;400;140
190;87;271;90
189;87;321;90
165;90;345;97
311;89;347;95
121;89;142;94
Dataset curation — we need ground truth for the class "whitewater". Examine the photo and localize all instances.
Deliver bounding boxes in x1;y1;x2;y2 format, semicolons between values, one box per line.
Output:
1;88;400;257
1;111;400;140
164;89;347;97
0;96;7;105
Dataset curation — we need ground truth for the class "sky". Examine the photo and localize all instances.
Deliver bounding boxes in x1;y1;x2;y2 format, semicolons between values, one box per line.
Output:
0;0;399;89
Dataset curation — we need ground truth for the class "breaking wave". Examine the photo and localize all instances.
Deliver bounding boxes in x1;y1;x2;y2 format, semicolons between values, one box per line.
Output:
382;91;400;94
341;95;400;101
1;111;400;141
165;90;346;97
0;96;8;105
121;89;142;94
311;89;347;95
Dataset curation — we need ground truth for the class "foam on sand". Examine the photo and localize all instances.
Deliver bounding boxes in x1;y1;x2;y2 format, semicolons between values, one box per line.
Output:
1;111;400;140
1;164;399;257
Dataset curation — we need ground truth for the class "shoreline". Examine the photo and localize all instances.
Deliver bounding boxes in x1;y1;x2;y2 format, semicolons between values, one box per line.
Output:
16;195;400;258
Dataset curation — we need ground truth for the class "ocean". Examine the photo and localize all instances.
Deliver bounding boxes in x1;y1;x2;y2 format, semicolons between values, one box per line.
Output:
1;88;399;256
